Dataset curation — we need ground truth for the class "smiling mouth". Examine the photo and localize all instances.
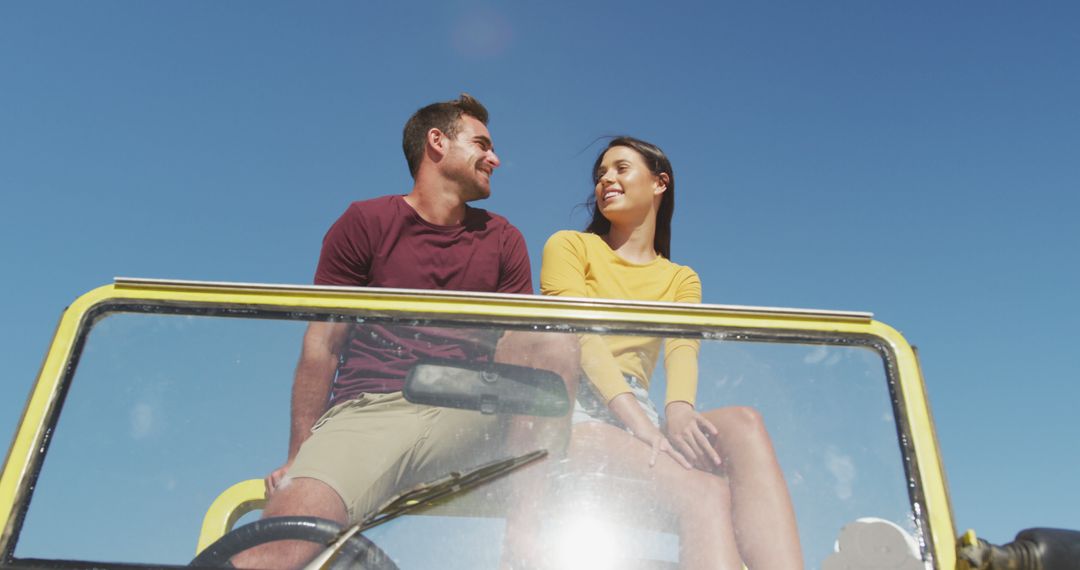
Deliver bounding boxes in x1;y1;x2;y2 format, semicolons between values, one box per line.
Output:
601;189;623;202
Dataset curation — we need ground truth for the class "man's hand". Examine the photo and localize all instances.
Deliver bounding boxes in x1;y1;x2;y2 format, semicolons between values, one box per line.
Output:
265;460;293;496
665;401;722;470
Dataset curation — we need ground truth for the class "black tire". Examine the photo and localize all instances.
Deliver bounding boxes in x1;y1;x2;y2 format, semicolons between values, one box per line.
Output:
190;516;397;570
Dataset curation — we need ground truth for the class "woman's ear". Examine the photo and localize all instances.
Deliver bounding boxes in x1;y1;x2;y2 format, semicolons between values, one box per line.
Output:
654;172;670;195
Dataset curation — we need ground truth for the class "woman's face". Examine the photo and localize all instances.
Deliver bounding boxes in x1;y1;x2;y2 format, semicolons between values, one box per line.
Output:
594;146;665;224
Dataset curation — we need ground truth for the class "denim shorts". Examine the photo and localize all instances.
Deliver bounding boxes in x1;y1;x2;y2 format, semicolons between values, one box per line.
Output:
572;374;660;429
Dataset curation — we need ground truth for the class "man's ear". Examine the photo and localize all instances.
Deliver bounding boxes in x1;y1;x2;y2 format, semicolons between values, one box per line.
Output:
654;172;670;195
427;128;448;159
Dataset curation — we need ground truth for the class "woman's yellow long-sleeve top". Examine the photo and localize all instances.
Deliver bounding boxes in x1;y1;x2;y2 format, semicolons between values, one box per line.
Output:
540;230;702;406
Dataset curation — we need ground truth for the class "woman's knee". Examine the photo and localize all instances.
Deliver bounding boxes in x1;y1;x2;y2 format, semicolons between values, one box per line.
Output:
712;406;765;435
706;406;774;455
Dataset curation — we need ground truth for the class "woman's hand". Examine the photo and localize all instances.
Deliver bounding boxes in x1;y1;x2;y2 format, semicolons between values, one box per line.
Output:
637;426;693;469
665;401;722;470
608;393;692;469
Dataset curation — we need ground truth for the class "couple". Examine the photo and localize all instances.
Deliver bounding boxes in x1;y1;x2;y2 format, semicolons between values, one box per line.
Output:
235;94;802;570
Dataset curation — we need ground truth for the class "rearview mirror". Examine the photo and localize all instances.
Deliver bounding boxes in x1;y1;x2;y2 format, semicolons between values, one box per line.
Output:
403;358;570;417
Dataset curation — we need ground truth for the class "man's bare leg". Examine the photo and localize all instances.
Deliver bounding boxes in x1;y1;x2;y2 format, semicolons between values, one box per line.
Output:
231;477;347;570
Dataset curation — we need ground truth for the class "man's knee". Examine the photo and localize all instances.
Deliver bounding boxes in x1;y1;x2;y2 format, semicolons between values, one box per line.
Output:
263;476;347;522
230;478;347;569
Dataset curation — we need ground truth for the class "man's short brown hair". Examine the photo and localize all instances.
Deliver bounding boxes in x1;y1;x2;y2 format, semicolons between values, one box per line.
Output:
402;93;490;178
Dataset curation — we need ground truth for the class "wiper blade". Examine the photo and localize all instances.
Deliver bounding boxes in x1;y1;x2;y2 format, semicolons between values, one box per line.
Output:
361;448;548;529
302;448;547;570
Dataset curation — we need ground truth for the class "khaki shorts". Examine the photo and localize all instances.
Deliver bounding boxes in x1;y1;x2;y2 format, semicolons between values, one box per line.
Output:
287;391;504;523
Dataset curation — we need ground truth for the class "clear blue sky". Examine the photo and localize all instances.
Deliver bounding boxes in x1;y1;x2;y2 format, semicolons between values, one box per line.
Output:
1;0;1077;549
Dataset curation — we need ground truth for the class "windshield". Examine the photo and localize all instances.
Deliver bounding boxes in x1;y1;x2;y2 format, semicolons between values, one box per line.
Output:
6;302;922;569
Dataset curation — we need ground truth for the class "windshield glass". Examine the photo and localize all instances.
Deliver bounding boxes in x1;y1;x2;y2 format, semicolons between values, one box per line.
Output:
9;304;920;569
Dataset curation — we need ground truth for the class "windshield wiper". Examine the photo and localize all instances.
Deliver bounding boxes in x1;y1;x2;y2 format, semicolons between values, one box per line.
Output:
302;448;548;570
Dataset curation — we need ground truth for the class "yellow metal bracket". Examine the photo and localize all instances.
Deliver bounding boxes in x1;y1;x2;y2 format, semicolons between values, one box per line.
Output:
195;479;266;554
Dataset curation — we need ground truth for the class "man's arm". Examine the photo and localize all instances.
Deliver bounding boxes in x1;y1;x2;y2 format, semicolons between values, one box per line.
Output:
266;321;350;493
497;223;533;294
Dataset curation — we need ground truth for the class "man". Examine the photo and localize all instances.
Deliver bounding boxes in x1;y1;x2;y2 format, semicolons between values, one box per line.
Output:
234;94;575;568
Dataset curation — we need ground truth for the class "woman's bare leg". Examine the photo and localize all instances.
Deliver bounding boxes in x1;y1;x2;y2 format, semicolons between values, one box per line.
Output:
568;422;743;570
701;406;803;570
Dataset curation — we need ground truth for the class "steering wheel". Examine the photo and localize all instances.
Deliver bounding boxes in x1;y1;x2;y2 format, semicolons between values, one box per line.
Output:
190;516;398;570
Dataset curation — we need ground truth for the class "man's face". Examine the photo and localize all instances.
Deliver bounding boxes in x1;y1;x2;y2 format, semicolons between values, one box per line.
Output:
442;115;500;201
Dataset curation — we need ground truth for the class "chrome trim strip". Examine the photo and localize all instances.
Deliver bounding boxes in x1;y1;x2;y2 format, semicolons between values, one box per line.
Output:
113;277;873;322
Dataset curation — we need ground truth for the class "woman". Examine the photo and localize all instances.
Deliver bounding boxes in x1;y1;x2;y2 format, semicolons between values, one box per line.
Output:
540;137;803;570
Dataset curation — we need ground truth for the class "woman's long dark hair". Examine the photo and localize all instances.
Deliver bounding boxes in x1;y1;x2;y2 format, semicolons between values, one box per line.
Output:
585;136;675;259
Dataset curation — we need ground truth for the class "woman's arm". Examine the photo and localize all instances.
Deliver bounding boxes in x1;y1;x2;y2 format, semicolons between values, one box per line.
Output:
662;268;723;468
540;232;635;401
541;232;689;468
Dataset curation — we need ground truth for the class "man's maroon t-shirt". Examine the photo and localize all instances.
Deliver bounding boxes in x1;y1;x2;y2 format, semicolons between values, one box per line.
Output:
314;195;532;405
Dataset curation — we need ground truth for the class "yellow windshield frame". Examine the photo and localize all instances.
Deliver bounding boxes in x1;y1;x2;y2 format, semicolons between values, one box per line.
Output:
0;279;955;568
